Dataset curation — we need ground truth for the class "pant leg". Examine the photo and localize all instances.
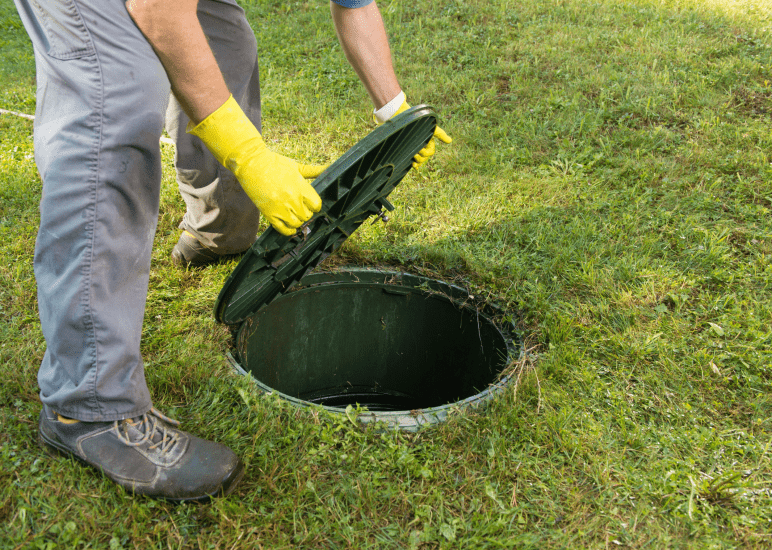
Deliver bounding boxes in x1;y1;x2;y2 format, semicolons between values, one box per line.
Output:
14;0;170;421
165;0;262;255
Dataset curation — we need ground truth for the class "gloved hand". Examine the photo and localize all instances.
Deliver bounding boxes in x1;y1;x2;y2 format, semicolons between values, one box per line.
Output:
188;95;325;236
375;93;452;169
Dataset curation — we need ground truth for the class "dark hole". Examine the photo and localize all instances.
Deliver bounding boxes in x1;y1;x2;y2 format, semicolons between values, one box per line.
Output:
236;280;510;411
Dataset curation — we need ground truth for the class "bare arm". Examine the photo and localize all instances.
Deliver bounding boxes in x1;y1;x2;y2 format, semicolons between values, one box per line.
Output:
125;0;230;124
330;1;401;110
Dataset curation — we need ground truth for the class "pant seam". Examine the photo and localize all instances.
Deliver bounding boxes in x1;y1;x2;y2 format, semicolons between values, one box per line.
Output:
53;404;152;423
70;0;105;419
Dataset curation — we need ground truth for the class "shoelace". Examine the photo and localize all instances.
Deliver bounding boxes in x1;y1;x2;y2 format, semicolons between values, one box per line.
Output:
115;407;182;455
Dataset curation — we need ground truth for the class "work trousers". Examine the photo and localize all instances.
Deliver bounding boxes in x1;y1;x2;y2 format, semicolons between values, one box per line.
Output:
13;0;261;421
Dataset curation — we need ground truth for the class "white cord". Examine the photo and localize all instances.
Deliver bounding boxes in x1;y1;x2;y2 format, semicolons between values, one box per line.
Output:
0;108;175;145
0;108;34;120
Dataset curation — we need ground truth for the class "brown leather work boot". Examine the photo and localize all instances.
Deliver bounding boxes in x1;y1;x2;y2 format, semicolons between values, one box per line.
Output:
38;405;245;502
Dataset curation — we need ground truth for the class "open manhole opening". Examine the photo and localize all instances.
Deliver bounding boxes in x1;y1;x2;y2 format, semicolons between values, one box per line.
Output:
215;107;522;430
228;268;521;431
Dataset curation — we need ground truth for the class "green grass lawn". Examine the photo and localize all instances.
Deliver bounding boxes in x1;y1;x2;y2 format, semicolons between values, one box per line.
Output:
2;0;771;547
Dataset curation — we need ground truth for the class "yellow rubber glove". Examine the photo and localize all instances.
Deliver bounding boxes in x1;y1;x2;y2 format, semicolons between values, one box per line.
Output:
188;96;325;236
377;97;452;169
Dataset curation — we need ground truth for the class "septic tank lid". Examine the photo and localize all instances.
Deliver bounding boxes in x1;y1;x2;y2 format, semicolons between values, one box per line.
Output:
214;105;439;325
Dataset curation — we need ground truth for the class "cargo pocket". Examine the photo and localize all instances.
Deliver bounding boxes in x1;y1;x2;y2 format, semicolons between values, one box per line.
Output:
28;0;95;59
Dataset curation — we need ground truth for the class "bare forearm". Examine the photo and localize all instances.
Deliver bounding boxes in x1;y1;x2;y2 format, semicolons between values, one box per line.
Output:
125;0;230;124
330;1;401;109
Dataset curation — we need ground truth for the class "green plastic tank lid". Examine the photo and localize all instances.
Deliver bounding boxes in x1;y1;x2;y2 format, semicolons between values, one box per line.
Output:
214;105;438;325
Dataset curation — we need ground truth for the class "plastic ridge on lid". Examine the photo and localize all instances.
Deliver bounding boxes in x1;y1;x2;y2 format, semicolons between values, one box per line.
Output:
214;105;438;325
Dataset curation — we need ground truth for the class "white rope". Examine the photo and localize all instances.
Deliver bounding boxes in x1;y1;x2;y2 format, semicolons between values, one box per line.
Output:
0;108;34;120
0;108;176;145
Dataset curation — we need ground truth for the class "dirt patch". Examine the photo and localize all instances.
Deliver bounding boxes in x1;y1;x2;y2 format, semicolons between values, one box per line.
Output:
730;85;771;116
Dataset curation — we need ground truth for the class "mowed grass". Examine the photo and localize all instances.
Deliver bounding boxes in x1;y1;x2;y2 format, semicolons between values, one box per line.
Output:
2;0;772;548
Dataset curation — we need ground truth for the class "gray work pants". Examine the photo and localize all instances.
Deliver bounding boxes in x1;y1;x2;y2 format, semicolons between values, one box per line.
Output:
14;0;261;421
